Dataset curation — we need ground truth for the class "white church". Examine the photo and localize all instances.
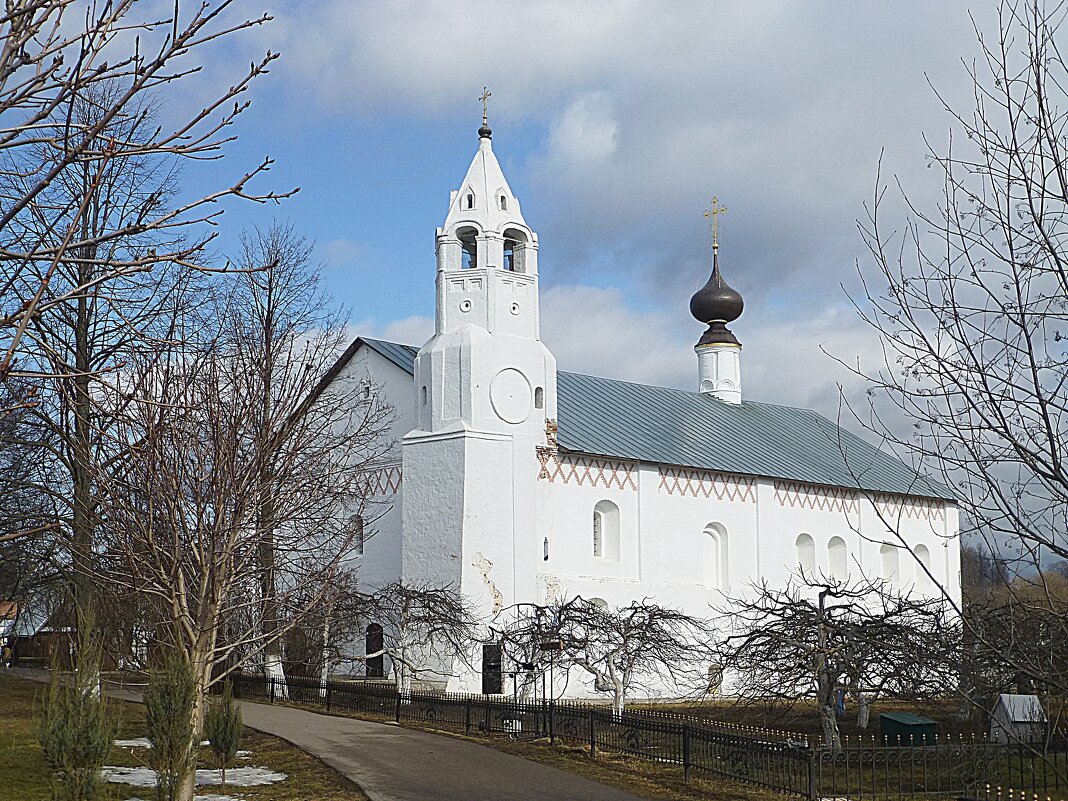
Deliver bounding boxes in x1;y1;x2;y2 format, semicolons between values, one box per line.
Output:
327;117;961;696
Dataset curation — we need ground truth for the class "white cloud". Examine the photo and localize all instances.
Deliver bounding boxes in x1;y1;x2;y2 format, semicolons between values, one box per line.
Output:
321;238;369;270
348;314;434;347
544;93;619;171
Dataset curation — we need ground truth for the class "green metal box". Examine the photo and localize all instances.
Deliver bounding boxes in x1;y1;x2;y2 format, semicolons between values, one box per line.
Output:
879;711;938;745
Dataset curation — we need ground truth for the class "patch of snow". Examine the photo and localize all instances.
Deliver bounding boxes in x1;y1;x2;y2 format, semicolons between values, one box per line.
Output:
114;738;211;748
103;766;286;788
236;750;252;760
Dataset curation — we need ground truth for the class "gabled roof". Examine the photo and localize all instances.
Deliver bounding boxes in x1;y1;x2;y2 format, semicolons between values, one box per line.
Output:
995;694;1047;723
358;337;953;501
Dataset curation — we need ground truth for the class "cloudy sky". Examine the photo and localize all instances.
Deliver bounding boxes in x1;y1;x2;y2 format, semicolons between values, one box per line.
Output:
182;1;999;422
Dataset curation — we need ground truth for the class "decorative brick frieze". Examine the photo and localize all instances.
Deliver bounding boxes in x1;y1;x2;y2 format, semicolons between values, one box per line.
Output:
363;463;402;496
773;481;859;514
873;493;946;523
657;466;755;503
536;449;638;491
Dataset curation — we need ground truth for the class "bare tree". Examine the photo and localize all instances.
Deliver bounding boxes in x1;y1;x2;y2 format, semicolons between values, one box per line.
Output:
0;86;207;640
330;581;481;695
712;579;956;747
852;0;1068;698
962;572;1068;706
95;289;389;801
223;222;365;686
0;2;294;378
501;596;713;715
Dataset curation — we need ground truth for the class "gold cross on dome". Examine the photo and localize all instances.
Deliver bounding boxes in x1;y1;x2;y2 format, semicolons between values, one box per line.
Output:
480;86;492;124
704;196;727;248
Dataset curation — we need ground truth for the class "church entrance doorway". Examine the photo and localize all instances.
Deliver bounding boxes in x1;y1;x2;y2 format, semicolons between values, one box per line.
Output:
482;642;502;694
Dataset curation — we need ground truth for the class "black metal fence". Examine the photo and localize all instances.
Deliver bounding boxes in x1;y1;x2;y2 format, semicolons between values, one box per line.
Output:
228;673;1067;800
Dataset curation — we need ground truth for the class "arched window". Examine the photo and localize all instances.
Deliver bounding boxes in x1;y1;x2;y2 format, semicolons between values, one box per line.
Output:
421;385;428;406
503;228;528;273
500;195;507;211
914;544;933;593
703;523;729;589
828;536;847;580
880;543;899;583
365;623;384;678
457;226;478;269
588;597;609;610
592;500;620;561
465;192;475;209
350;514;365;555
534;387;544;409
795;533;815;575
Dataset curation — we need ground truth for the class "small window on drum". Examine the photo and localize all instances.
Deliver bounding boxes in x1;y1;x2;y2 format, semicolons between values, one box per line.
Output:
465;193;475;209
500;196;507;211
421;385;428;406
534;387;544;409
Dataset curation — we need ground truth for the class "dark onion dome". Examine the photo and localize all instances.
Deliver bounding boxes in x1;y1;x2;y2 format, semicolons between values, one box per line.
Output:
689;249;743;346
479;123;492;139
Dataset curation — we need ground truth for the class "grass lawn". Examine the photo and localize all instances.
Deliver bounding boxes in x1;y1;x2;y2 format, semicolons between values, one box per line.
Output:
0;673;367;801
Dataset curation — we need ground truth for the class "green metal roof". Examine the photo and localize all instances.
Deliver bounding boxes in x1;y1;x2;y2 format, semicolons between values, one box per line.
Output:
358;338;952;501
879;712;939;726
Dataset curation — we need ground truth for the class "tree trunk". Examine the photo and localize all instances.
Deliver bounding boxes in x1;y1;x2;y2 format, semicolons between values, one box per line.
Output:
177;653;214;801
820;704;841;748
857;695;871;729
71;237;97;692
319;612;331;699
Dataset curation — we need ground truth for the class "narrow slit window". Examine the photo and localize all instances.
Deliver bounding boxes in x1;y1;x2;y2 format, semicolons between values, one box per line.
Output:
500;196;507;210
593;510;603;557
466;193;474;209
534;387;544;409
421;385;428;406
351;514;365;555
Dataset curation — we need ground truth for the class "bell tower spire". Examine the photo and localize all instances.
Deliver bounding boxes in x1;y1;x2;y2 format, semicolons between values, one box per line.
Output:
690;197;744;403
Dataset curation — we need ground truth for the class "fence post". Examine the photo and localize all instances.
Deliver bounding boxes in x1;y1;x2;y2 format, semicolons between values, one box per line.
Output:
464;698;471;736
589;709;596;759
394;692;402;723
269;677;275;703
326;683;332;713
683;724;691;783
549;702;555;745
807;747;817;801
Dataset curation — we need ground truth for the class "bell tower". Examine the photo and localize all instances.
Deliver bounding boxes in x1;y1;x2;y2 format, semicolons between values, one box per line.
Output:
401;100;556;690
413;98;556;436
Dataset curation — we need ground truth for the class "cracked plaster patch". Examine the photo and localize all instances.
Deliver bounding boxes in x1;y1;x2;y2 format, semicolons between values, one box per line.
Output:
471;551;503;614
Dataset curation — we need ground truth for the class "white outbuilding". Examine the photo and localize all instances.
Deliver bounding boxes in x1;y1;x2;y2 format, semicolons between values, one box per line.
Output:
989;694;1047;744
323;117;962;698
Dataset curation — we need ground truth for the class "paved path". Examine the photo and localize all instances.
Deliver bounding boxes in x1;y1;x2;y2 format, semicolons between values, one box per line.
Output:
239;700;650;801
11;670;648;801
